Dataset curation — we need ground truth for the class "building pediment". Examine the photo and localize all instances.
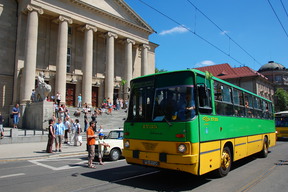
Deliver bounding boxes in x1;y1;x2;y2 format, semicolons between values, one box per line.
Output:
69;0;154;33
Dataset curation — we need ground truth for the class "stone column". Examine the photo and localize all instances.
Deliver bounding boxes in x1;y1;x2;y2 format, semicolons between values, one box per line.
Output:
125;39;135;98
21;5;43;104
55;15;72;104
81;24;97;106
141;44;150;76
105;32;118;100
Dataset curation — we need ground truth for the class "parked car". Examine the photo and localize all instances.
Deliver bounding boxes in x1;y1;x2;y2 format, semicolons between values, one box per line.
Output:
95;129;124;161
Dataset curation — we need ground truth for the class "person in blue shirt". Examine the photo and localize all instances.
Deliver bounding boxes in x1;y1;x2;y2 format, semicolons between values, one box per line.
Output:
12;104;20;128
77;94;82;108
53;118;66;152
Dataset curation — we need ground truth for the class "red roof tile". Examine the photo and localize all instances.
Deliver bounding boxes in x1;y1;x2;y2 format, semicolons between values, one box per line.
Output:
194;63;267;80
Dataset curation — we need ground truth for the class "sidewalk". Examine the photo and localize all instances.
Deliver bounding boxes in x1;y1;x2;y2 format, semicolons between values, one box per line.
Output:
0;137;87;161
0;109;127;161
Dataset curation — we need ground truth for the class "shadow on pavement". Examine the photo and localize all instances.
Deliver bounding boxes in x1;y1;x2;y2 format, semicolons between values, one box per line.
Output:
81;165;211;191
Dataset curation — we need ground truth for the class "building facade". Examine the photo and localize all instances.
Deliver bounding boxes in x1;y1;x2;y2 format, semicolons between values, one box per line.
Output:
0;0;158;123
258;61;288;91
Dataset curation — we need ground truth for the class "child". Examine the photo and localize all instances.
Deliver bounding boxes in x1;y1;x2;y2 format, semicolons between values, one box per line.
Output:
98;133;110;165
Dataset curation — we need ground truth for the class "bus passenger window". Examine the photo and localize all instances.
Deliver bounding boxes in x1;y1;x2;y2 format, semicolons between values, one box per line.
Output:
244;94;253;118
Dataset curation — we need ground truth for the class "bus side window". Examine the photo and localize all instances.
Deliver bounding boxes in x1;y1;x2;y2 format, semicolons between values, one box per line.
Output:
197;84;212;114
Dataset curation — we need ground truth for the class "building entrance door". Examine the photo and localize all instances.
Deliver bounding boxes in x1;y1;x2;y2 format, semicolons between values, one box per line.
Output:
66;84;76;106
92;87;99;107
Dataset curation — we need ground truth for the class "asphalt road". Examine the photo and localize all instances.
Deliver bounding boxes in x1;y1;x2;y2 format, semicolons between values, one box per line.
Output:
0;141;288;192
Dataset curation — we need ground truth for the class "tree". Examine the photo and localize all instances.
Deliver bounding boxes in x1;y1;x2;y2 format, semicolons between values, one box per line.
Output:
155;68;167;73
275;88;288;111
121;79;127;99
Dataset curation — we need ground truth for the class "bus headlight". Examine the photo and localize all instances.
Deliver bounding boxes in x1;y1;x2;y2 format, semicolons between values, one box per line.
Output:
124;140;130;148
178;144;187;153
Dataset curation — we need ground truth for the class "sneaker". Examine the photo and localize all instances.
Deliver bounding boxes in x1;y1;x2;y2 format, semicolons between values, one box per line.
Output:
59;149;62;152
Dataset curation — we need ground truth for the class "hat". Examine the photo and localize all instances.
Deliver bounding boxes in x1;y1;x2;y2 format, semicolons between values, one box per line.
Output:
99;133;104;137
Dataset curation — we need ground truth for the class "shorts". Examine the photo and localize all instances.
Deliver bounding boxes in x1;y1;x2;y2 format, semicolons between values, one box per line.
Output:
88;145;95;160
55;135;63;144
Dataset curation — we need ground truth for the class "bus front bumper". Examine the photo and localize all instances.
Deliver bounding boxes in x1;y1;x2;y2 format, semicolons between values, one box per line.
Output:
123;149;198;173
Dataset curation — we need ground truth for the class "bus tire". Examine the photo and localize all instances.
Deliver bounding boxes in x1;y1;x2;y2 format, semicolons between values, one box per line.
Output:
214;146;232;177
259;137;268;158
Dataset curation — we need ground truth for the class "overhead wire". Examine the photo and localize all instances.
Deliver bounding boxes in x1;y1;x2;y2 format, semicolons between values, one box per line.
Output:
186;0;262;67
280;0;288;20
267;0;288;38
137;0;244;66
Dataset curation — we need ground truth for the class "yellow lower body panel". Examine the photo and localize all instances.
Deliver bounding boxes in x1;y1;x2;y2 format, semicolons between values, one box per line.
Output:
123;140;199;175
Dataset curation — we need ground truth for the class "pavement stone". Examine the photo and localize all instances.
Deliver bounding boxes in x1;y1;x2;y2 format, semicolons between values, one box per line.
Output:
0;108;127;161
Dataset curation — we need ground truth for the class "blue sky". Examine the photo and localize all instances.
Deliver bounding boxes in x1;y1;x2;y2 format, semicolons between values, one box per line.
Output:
125;0;288;72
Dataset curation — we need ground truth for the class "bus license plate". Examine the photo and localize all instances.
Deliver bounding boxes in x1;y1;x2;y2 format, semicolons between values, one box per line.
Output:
143;160;159;166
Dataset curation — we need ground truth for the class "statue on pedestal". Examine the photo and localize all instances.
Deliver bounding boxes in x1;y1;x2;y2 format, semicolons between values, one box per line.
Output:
35;72;51;102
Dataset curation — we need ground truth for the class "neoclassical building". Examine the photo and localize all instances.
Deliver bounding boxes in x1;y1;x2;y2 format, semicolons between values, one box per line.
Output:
0;0;158;121
258;61;288;91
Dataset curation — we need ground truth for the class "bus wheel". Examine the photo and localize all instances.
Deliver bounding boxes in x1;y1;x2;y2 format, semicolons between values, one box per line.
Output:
259;137;268;158
215;146;232;177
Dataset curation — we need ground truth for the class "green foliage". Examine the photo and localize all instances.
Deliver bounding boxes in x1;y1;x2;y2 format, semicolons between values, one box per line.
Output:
275;88;288;111
121;79;127;86
155;68;167;73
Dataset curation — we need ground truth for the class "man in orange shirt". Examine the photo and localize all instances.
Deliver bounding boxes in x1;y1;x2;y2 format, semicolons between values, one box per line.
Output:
86;121;97;168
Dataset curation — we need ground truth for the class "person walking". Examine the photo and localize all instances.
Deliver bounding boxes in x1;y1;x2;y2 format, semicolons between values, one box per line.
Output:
12;104;20;128
86;121;97;168
46;119;55;153
53;118;65;152
73;119;82;146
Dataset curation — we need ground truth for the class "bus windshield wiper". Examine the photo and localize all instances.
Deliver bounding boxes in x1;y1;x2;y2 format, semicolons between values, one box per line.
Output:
164;117;172;126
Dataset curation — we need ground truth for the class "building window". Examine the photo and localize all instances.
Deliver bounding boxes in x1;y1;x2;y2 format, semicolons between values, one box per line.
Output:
67;48;71;73
275;75;282;84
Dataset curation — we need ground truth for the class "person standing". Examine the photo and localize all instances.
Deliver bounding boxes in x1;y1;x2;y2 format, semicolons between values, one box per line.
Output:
108;102;113;115
86;121;97;168
74;119;82;146
53;118;66;152
58;104;65;122
12;104;20;128
77;94;82;108
56;92;61;106
0;112;4;139
46;119;55;153
84;112;88;132
98;133;110;165
64;116;71;144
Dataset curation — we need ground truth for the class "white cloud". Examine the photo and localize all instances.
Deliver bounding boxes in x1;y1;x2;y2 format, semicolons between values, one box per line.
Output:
159;26;189;35
194;60;216;67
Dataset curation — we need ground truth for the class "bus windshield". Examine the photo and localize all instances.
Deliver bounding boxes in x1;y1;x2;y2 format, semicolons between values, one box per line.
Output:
127;83;196;122
276;117;288;127
153;86;195;122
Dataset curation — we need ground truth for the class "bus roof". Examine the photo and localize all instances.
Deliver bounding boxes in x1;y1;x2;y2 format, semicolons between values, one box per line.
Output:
275;111;288;115
132;69;272;103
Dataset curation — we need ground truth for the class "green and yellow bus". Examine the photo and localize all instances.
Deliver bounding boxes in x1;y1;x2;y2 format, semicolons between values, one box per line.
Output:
275;111;288;139
123;69;276;177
